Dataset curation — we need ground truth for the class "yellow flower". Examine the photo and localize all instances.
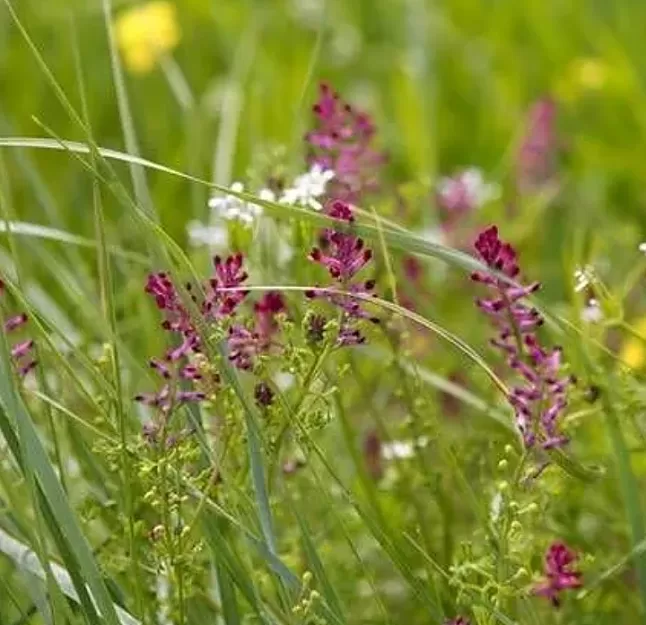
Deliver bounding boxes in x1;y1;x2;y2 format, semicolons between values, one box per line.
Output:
619;317;646;369
570;58;608;90
555;57;609;102
115;1;180;74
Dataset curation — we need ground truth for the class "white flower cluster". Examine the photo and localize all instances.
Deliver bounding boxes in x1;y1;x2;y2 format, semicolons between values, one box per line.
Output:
190;165;336;249
381;436;429;461
280;164;335;210
208;182;275;227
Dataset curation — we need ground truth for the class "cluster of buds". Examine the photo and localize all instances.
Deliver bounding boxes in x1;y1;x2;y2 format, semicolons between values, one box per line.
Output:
471;226;573;449
137;255;286;430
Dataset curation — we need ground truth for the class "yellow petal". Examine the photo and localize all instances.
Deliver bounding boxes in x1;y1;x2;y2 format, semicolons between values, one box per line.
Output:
114;1;180;73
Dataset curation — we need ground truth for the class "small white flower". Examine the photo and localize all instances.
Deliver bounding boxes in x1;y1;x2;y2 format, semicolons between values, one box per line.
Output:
437;167;500;210
639;242;646;254
381;436;428;461
574;265;596;293
581;298;603;324
280;164;335;210
208;182;263;226
187;220;228;248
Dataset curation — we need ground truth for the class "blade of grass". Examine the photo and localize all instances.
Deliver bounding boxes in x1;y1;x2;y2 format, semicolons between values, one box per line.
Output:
0;340;121;625
0;528;140;625
0;221;147;264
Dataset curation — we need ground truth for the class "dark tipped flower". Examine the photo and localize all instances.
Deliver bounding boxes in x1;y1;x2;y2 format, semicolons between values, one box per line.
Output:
204;253;249;319
444;618;470;625
533;542;582;607
472;226;572;449
307;200;378;346
306;82;385;203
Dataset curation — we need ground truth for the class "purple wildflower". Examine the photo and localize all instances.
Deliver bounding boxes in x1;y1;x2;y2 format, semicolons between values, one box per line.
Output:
306;82;385;203
533;542;582;607
227;324;258;370
471;226;572;449
517;98;558;193
134;359;205;413
225;292;286;371
0;281;36;377
444;618;470;625
204;253;249;319
307;200;378;346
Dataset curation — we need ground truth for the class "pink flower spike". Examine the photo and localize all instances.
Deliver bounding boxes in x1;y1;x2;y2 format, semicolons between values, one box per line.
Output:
533;542;582;607
306;82;385;203
472;225;572;451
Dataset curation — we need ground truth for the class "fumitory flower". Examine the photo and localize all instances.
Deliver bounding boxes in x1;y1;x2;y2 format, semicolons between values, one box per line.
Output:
444;618;470;625
533;542;582;607
306;82;385;203
0;280;36;377
307;199;379;345
203;253;250;320
471;225;573;449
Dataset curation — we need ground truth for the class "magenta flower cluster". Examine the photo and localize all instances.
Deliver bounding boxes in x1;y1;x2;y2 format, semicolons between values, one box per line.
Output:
533;542;582;607
137;254;285;416
307;199;379;346
0;280;36;378
471;226;572;449
306;82;385;203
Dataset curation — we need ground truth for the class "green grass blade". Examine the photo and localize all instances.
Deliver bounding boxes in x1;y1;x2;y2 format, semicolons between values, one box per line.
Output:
0;347;122;625
0;528;140;625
